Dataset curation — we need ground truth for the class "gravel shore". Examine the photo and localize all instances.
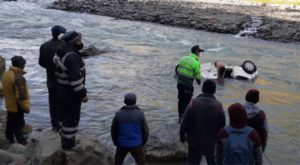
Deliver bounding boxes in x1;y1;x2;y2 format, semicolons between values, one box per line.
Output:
50;0;300;42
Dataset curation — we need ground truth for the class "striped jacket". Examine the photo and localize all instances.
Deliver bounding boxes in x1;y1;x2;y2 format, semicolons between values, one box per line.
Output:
54;46;87;98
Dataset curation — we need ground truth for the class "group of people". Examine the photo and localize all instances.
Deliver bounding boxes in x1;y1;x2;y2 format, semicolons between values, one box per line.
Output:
1;25;268;165
177;46;268;165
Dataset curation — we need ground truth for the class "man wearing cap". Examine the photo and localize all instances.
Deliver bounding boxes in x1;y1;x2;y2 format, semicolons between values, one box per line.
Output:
244;89;268;152
176;45;203;123
180;80;225;165
54;31;88;150
39;25;66;132
2;56;30;145
111;93;149;165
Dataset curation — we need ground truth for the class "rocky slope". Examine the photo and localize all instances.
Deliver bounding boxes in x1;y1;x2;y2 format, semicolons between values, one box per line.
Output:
50;0;300;42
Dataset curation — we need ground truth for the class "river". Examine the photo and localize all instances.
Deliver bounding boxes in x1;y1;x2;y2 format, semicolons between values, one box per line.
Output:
0;0;300;164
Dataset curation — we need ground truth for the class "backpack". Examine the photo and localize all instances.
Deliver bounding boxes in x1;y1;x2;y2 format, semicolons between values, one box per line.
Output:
224;126;254;165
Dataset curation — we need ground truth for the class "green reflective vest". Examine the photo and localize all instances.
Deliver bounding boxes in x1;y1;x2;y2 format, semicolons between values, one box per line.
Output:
177;53;201;87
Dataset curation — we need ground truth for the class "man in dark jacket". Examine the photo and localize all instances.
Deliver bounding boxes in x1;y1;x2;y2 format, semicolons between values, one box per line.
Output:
54;31;88;150
39;25;66;132
180;80;225;165
111;93;149;165
244;89;268;152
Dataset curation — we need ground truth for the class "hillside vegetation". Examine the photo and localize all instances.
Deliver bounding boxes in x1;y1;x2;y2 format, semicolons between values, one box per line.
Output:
251;0;300;5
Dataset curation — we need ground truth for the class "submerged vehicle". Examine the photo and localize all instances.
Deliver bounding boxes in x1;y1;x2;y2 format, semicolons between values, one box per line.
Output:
201;60;258;80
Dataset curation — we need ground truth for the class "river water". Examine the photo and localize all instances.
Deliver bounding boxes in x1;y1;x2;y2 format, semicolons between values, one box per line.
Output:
0;0;300;164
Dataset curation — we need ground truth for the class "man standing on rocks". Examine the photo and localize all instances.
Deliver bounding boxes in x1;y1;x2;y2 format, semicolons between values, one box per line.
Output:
2;56;30;145
176;45;203;123
216;103;263;165
111;93;149;165
54;31;88;150
244;89;268;152
39;25;66;132
180;80;225;165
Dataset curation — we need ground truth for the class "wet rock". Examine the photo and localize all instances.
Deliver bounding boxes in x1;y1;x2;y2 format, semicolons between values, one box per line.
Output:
145;123;187;163
0;56;5;97
0;149;26;165
81;44;109;57
7;143;26;154
0;110;6;141
24;129;114;165
0;56;5;79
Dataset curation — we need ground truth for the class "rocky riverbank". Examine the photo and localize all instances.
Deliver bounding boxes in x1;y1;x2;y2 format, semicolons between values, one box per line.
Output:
50;0;300;43
0;110;188;164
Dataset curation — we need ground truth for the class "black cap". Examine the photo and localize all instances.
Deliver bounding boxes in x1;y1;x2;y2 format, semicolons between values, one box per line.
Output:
63;31;82;44
202;80;216;94
124;93;137;105
191;45;204;54
51;25;66;40
11;56;26;68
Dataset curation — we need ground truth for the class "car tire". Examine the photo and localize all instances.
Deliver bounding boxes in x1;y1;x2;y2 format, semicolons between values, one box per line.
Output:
241;60;257;74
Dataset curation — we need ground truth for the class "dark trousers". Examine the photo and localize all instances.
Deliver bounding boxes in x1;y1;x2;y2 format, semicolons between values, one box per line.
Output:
177;84;193;119
5;111;26;145
47;80;59;129
188;146;216;165
57;85;81;149
114;145;145;165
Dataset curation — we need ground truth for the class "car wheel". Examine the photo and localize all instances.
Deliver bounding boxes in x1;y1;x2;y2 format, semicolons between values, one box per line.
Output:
241;60;257;74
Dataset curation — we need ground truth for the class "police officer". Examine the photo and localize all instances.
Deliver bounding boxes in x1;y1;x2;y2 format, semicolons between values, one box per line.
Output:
54;31;88;150
39;25;66;132
176;45;203;123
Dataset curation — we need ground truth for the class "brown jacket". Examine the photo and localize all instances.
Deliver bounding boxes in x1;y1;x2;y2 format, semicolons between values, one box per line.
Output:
2;66;30;113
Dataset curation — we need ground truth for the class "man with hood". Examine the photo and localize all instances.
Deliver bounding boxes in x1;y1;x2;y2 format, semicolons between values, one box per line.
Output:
244;89;268;152
2;56;30;145
111;93;149;165
54;31;88;150
216;103;263;165
180;80;225;165
39;25;66;132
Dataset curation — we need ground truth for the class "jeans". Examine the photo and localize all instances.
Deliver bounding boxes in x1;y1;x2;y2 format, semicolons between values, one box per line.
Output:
188;145;216;165
5;111;26;145
114;145;145;165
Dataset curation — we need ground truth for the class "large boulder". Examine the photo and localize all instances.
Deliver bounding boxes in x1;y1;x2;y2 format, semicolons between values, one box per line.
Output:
24;129;114;165
0;149;26;165
145;123;187;163
0;56;5;79
0;56;5;97
81;44;109;57
0;110;7;141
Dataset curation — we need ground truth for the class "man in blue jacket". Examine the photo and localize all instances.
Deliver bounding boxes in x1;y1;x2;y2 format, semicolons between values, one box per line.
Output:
111;93;149;165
